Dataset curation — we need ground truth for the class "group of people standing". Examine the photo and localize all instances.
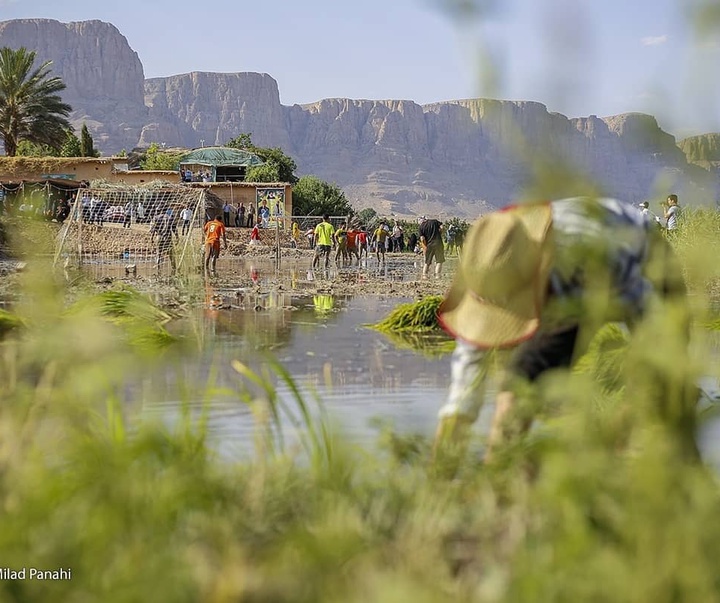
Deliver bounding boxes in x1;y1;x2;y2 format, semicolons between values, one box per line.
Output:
220;200;280;229
638;194;682;232
306;214;446;277
222;201;256;228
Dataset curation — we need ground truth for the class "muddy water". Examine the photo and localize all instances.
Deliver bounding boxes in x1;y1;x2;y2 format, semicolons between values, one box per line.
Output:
134;294;495;458
28;253;720;462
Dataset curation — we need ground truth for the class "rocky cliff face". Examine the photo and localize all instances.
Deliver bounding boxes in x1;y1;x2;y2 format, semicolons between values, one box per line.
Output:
678;134;720;195
0;19;148;151
1;18;718;216
679;133;720;162
142;72;291;150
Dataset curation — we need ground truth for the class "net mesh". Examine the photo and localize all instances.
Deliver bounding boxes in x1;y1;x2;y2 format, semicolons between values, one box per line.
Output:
54;183;207;279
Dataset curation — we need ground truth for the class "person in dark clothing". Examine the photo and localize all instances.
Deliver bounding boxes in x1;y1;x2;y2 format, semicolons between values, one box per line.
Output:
150;209;178;272
418;216;445;278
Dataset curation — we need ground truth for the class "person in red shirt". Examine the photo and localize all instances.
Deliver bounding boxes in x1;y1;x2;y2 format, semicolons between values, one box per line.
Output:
346;227;360;264
356;229;368;263
250;218;261;245
203;214;227;276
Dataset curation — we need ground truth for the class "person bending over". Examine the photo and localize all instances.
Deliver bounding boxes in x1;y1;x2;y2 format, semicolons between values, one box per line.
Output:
434;197;696;462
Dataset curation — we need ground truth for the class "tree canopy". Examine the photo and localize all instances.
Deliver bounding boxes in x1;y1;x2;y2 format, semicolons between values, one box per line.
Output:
80;123;100;157
0;47;72;156
15;128;94;158
140;143;184;171
60;129;82;157
225;133;298;183
225;133;354;215
292;175;353;217
356;207;378;225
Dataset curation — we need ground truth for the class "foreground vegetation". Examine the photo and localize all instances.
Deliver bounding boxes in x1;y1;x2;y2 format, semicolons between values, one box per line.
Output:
1;210;720;601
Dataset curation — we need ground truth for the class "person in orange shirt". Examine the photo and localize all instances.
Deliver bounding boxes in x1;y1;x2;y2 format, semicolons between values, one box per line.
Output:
203;214;228;276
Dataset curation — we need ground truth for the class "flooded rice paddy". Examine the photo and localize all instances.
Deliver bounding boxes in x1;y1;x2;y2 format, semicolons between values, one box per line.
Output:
133;293;497;458
78;256;720;463
7;251;720;463
88;254;472;457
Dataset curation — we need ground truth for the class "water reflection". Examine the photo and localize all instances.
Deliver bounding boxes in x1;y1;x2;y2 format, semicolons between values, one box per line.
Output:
78;256;423;287
136;295;462;456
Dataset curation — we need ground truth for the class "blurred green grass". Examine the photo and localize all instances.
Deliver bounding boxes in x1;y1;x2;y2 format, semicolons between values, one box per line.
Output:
0;209;719;602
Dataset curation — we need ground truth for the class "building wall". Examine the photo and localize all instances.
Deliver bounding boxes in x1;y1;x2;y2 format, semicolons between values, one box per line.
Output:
0;157;125;181
204;183;294;227
110;170;178;185
0;157;293;224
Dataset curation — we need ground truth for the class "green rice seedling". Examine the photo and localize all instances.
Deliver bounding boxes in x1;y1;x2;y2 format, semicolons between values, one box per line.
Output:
0;307;24;338
66;285;178;355
378;329;456;357
370;295;445;333
369;296;455;356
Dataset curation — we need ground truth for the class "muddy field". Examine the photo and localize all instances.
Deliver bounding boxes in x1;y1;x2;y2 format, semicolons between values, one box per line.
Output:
0;218;458;306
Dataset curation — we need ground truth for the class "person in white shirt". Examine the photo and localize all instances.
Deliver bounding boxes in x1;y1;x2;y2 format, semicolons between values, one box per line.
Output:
638;201;662;227
663;194;681;232
180;206;193;236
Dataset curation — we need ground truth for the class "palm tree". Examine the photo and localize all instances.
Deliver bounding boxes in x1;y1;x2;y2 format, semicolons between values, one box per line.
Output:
0;47;72;156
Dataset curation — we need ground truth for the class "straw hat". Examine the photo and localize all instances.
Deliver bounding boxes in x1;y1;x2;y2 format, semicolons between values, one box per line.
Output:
438;203;554;349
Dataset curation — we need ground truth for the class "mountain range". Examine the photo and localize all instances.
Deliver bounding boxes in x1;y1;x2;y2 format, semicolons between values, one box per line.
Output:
1;18;719;217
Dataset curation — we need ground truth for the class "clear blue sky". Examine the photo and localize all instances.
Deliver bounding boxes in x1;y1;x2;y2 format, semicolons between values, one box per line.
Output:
2;0;719;136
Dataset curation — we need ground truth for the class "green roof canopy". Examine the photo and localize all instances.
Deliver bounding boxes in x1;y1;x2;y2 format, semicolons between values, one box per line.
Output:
179;147;264;168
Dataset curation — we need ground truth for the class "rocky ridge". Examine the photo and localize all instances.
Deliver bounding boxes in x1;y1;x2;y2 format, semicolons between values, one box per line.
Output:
1;18;718;217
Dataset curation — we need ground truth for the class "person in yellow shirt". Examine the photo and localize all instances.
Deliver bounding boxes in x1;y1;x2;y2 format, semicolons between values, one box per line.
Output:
312;214;335;269
373;222;390;265
291;221;300;248
334;221;348;265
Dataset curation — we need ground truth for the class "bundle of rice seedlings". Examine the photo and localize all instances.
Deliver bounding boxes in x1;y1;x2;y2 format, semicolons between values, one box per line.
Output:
379;330;455;357
67;285;176;353
70;286;172;324
0;308;24;338
370;295;444;333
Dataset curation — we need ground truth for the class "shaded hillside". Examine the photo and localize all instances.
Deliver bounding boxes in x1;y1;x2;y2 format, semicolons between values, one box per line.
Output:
679;134;720;162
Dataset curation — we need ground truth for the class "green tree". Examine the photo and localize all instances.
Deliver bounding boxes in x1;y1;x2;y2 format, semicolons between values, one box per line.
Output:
0;46;72;156
15;128;80;157
80;123;99;157
256;147;297;183
140;143;185;171
16;140;59;157
292;175;353;216
60;129;81;157
245;163;281;183
356;207;378;225
225;133;253;150
225;133;298;183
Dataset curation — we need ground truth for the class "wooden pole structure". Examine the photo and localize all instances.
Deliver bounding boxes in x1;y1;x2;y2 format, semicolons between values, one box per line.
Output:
275;211;281;271
77;189;84;268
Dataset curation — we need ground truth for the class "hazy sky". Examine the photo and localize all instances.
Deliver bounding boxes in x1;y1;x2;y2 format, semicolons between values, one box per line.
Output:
2;0;719;136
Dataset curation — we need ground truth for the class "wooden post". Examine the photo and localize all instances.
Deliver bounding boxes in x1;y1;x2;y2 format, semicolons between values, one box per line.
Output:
53;188;82;268
179;189;205;271
77;189;84;268
275;211;281;271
